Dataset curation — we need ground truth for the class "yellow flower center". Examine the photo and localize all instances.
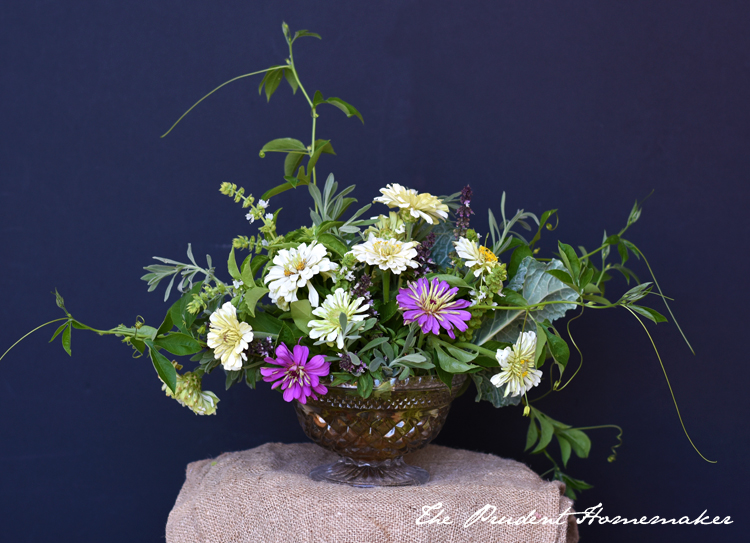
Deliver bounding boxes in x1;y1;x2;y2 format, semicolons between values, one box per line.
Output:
284;256;308;276
479;245;498;263
373;240;399;256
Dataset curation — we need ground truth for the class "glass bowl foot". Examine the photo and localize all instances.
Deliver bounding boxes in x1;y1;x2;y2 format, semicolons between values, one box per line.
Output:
309;456;429;487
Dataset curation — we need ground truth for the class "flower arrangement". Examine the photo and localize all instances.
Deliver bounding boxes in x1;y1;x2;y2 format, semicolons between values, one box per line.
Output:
2;23;711;497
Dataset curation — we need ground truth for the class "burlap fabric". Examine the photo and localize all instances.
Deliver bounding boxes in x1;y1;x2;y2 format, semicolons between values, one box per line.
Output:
167;442;579;543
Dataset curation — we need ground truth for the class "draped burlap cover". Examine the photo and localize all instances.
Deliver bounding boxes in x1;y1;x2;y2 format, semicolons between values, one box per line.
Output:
166;442;579;543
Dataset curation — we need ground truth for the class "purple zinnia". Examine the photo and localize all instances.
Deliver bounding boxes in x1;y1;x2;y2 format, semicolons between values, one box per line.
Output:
396;277;472;339
260;343;330;403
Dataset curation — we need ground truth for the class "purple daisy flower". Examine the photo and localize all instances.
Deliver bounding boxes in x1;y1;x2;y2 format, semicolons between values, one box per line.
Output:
396;277;472;339
260;343;330;404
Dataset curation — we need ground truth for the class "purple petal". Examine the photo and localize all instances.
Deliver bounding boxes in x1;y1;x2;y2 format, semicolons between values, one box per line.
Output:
403;309;424;322
292;344;310;365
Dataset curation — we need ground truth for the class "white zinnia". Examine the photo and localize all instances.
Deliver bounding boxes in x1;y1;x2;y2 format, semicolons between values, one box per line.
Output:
454;237;498;277
490;331;542;397
264;241;337;310
349;234;419;274
308;288;369;349
373;183;449;224
206;302;254;371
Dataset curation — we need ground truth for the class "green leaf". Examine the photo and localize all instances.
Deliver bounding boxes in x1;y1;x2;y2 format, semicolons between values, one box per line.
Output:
426;273;471;289
153;333;202;356
579;267;594;289
290;300;314;334
61;323;72;356
293;29;322;41
169;283;203;334
357;372;373;398
434;345;478;373
618;241;629;265
225;370;242;390
259;137;307;157
227;247;242;282
620;282;653;303
497;289;528;307
284;152;305;178
49;321;69;343
283;68;298;94
525;416;539;451
260;178;309;201
377;299;399;323
557;435;572;467
316;233;349;257
245;311;283;335
532;413;555;453
540;325;570;370
509;245;533;280
250;255;269;277
359;337;390;353
534;325;548;367
558;242;581;282
320;96;364;124
605;234;620;245
563;428;592;458
155;310;174;337
475;257;577;345
240;258;256;288
391;354;434;369
145;340;177;394
435;362;454;389
244;287;269;318
629;304;668;323
306;139;332;174
260;68;284;102
443;344;478;363
545;269;576;288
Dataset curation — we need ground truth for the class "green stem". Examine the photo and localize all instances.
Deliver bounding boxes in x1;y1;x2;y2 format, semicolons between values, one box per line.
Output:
623;306;716;463
161;67;285;138
0;318;70;363
382;270;390;303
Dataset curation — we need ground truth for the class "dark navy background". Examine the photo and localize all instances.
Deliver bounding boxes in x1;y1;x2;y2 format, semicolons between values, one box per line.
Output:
1;1;747;541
